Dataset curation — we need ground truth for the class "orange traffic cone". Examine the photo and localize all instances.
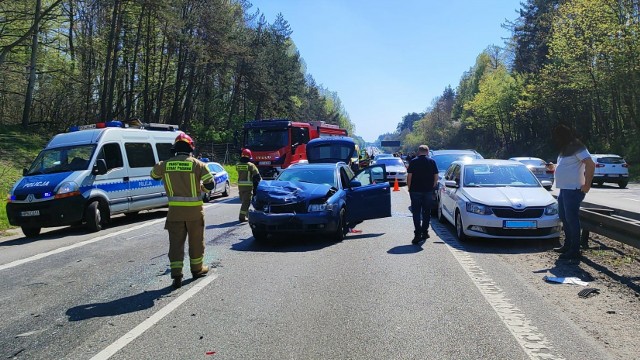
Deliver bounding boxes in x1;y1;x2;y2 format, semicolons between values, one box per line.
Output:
393;178;400;191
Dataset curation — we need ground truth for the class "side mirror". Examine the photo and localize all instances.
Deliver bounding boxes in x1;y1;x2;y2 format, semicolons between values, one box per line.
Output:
540;180;552;187
92;159;108;175
349;180;362;188
444;180;458;188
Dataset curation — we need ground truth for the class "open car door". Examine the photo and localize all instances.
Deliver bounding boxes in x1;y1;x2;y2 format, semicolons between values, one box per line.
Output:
346;164;391;223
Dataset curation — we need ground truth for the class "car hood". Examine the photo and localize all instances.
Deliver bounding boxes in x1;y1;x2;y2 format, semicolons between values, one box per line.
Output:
463;187;554;207
255;180;334;204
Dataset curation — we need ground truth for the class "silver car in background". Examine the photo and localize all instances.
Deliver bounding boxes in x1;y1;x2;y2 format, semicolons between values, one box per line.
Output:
508;157;555;190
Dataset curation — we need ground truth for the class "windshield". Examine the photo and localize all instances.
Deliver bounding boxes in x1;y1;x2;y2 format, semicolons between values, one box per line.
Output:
432;154;475;172
463;164;540;187
376;158;404;166
27;144;96;175
277;167;336;187
244;128;288;151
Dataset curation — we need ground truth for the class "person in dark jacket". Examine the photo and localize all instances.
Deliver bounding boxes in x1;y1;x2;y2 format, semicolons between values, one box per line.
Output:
407;145;439;245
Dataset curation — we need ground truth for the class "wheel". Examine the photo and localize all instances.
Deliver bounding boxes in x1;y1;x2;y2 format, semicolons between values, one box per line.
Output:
202;192;211;202
252;229;268;242
334;208;346;242
21;226;41;237
618;180;628;189
222;181;230;197
437;203;446;223
85;200;104;232
455;211;469;242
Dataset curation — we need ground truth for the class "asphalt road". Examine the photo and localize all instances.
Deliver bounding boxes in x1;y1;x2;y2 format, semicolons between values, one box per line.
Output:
550;182;640;216
0;188;618;360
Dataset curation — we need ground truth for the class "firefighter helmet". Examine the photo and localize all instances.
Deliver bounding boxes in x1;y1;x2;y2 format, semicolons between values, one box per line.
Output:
174;133;195;150
241;149;252;158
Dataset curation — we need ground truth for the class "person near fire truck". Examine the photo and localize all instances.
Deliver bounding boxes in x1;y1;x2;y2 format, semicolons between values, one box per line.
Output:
150;133;215;289
236;149;261;222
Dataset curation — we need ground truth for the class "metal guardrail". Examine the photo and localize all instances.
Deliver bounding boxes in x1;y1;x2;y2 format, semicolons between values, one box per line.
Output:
580;207;640;249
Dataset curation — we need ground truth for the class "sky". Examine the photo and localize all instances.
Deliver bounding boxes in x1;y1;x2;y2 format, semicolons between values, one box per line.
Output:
249;0;524;143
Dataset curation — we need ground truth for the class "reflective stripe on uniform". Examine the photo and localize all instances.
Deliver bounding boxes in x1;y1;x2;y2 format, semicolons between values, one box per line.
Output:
168;200;203;206
190;173;197;197
239;210;247;215
150;169;160;179
190;257;203;265
236;164;248;171
164;174;174;196
170;261;183;269
201;173;213;182
238;181;253;186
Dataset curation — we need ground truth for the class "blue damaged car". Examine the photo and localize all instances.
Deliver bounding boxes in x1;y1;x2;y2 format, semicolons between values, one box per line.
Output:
248;137;391;242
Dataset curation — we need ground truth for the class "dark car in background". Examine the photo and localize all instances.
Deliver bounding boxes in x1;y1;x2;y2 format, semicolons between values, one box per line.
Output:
430;149;484;211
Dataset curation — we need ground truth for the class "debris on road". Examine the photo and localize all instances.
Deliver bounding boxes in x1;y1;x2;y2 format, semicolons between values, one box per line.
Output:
578;288;600;298
543;275;589;286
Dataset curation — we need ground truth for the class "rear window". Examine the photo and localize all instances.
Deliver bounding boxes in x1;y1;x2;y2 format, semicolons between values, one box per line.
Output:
597;156;625;164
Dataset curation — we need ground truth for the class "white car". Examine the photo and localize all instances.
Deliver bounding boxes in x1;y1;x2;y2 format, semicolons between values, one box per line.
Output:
438;159;561;241
590;154;629;188
370;153;395;165
373;157;408;184
202;161;231;202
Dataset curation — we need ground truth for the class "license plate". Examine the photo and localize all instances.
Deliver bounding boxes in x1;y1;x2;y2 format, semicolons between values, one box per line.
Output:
21;210;40;217
504;220;536;229
607;174;619;177
259;161;271;165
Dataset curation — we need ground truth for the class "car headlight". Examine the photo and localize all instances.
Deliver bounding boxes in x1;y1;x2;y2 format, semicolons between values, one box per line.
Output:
545;202;559;215
57;181;79;195
308;203;334;212
466;202;492;215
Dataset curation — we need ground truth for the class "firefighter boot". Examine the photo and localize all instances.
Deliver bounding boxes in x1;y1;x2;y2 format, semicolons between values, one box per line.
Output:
172;275;183;289
192;265;209;279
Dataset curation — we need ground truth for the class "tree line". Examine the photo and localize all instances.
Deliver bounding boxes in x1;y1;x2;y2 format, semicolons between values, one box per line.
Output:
0;0;353;145
389;0;639;163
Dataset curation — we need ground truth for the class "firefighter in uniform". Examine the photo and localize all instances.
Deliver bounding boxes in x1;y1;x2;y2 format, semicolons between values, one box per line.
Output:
150;133;215;289
236;149;261;222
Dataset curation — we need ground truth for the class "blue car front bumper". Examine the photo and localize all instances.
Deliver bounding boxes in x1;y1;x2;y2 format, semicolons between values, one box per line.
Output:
248;210;339;234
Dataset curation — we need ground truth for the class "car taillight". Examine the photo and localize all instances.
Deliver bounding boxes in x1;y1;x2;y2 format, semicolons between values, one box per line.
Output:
595;163;605;168
545;164;555;173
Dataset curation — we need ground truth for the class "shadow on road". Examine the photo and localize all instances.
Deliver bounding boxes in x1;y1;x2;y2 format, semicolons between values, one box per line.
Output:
230;234;340;252
66;286;176;321
387;244;423;254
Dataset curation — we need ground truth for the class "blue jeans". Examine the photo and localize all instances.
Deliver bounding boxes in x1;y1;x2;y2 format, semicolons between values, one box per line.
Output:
558;189;585;254
410;191;433;236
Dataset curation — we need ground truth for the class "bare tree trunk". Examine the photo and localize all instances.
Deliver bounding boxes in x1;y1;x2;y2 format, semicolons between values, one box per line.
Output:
21;0;42;129
125;4;145;121
100;0;120;122
106;0;123;121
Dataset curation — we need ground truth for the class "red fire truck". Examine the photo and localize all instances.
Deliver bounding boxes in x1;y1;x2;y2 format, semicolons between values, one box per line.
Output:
242;119;348;178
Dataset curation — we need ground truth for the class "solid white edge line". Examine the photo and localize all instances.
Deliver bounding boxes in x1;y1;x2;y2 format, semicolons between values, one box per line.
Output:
0;201;224;272
90;273;219;360
433;222;565;360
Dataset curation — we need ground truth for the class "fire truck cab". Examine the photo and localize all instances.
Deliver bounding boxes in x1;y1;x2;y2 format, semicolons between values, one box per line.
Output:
243;119;348;179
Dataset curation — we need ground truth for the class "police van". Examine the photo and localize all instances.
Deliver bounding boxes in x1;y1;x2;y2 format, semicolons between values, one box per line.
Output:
6;121;181;237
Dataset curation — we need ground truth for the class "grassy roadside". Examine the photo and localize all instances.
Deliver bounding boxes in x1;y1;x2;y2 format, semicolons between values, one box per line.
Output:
0;127;49;234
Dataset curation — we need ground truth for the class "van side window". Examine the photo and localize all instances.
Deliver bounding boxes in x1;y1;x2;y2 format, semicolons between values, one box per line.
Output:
125;143;155;168
156;143;173;161
97;143;124;170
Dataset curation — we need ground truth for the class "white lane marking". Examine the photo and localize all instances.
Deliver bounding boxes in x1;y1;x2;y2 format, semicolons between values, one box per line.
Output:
432;222;565;360
0;202;227;272
90;273;219;360
0;219;163;272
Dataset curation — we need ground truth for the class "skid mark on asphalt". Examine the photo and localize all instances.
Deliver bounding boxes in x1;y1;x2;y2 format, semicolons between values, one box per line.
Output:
431;221;565;360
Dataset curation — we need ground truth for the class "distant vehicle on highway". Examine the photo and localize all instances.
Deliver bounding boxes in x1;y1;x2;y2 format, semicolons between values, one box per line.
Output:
509;157;555;190
202;161;231;202
438;159;560;241
374;157;408;184
591;154;629;188
370;153;395;165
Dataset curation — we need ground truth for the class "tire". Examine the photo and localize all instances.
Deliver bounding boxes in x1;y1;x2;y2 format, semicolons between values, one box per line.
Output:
437;203;446;223
222;181;230;197
202;193;211;203
619;180;628;189
252;229;268;242
21;226;41;237
85;200;103;232
334;208;346;242
455;211;469;242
